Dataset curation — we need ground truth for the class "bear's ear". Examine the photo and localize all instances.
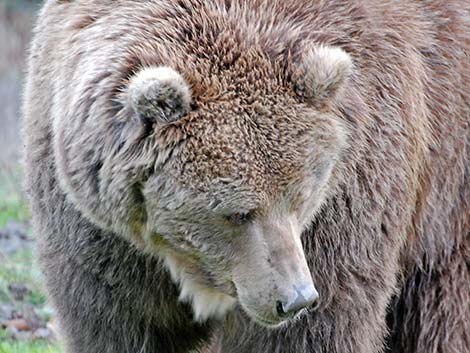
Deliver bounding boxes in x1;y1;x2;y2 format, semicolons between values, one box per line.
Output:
293;45;353;110
127;66;191;124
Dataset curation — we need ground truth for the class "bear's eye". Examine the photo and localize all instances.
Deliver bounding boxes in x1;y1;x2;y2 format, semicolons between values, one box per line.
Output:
224;212;254;226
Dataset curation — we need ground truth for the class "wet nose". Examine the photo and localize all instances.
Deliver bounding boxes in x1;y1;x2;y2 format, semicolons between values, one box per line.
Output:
276;284;319;318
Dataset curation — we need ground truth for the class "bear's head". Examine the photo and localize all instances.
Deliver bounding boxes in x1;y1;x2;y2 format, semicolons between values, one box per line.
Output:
56;38;352;326
123;45;352;326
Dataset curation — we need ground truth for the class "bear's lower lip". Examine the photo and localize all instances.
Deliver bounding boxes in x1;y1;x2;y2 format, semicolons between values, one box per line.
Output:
238;299;290;327
250;313;287;328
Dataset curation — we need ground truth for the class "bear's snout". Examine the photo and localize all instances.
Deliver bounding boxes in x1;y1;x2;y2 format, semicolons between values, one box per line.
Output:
232;215;318;326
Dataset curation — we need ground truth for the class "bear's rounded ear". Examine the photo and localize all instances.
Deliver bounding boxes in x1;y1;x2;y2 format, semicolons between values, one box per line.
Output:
127;66;191;124
293;45;353;110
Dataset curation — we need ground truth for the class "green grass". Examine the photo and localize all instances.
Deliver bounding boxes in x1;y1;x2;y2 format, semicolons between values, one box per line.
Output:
0;168;29;228
0;249;46;305
0;250;63;353
0;168;63;352
0;252;63;353
0;337;61;353
0;195;29;228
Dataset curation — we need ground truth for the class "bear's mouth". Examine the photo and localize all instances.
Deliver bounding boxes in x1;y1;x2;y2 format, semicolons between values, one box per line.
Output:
251;314;286;327
238;303;295;328
246;307;310;328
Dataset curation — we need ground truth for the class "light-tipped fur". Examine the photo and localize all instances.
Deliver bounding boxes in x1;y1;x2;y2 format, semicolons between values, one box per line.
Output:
23;1;470;353
128;66;191;124
295;45;353;109
163;252;237;322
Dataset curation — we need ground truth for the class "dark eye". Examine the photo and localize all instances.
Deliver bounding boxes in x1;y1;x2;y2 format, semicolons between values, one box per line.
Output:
224;212;254;226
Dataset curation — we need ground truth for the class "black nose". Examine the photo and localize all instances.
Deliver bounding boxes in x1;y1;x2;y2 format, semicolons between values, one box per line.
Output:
276;284;319;318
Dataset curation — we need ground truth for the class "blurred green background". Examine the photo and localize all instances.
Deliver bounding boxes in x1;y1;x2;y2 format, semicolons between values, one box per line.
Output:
0;0;62;351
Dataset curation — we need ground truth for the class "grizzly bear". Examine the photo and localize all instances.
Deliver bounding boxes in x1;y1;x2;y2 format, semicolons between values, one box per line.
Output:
23;1;469;352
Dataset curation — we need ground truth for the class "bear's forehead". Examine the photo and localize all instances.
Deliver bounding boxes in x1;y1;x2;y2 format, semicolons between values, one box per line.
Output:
184;49;285;102
158;96;316;198
167;22;295;101
152;29;316;197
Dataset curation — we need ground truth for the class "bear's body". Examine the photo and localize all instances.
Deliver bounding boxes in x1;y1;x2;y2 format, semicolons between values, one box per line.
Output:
23;1;469;353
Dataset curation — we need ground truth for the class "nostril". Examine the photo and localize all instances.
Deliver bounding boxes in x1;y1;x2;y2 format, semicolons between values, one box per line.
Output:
277;285;320;318
276;300;287;317
311;297;320;311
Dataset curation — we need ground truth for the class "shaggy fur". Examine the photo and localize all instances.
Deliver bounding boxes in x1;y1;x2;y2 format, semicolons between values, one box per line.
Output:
23;1;469;353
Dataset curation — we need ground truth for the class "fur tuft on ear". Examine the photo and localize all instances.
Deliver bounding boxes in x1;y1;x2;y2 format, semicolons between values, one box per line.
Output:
127;66;191;124
294;45;353;109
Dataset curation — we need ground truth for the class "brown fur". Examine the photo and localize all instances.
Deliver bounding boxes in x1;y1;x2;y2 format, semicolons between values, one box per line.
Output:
23;1;469;353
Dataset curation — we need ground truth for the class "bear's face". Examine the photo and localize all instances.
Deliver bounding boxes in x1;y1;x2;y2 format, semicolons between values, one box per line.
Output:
124;46;352;326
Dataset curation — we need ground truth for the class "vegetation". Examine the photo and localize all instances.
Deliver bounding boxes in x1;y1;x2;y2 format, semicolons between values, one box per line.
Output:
0;183;63;352
0;338;61;353
0;170;29;228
